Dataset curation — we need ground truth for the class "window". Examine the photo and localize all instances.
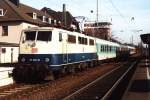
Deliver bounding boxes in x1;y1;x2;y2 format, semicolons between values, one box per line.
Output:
1;48;6;53
105;46;107;52
37;31;52;41
48;18;51;24
43;16;46;22
2;26;8;36
59;33;62;42
78;37;82;44
110;46;112;52
68;35;76;43
89;39;94;45
84;38;87;45
51;20;54;24
24;31;36;40
78;37;88;45
101;45;103;52
54;20;57;25
33;12;37;19
106;45;109;52
0;9;3;16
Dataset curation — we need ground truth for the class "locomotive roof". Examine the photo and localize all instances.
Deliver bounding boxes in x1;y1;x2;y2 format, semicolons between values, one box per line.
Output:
96;38;120;47
22;27;121;47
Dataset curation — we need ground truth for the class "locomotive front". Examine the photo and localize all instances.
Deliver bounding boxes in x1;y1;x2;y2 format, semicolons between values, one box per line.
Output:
19;29;52;64
13;28;54;83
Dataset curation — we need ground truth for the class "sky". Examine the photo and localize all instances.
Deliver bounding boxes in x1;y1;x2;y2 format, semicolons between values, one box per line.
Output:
20;0;150;45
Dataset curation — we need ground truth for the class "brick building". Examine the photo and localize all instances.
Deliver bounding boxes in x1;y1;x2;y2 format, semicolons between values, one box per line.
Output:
84;21;112;40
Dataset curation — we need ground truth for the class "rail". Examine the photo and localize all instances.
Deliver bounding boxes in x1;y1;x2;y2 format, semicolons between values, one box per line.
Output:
101;61;137;100
63;64;122;100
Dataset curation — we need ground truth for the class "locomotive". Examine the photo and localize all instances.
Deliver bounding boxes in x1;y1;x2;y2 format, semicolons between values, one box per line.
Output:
12;27;135;83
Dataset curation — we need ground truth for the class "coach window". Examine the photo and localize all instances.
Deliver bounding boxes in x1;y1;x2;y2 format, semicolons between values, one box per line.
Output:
115;47;117;51
108;46;110;52
112;46;114;52
101;45;103;52
109;46;111;52
102;45;104;52
103;45;105;52
68;35;76;43
105;45;107;52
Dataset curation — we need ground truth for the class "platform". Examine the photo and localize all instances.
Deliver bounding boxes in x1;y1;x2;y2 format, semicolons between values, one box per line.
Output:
122;59;150;100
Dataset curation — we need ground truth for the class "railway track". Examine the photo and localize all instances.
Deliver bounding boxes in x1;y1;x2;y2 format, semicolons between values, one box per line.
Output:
0;83;37;99
63;60;139;100
0;62;127;100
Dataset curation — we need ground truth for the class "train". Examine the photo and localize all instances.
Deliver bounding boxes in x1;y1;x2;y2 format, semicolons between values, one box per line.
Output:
12;27;136;83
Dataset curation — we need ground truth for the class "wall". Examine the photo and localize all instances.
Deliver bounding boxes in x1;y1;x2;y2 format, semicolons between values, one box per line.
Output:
0;22;37;44
0;22;37;63
0;47;19;63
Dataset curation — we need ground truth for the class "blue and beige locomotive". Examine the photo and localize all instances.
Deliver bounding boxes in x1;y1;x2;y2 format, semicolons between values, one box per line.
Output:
12;27;135;82
12;27;97;82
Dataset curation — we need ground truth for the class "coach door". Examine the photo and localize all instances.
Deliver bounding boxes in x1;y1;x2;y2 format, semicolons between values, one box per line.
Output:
60;32;68;64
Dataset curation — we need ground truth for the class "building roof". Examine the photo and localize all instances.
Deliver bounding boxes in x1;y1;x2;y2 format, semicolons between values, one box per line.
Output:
0;0;52;26
41;7;79;29
0;42;19;47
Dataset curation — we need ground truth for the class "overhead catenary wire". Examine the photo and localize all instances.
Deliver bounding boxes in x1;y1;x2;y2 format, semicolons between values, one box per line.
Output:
107;0;131;30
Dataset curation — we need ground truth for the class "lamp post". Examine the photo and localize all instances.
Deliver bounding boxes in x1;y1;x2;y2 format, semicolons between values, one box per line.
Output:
96;0;99;22
131;29;143;45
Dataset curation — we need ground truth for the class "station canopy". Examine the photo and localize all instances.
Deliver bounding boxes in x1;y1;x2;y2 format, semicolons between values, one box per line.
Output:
140;33;150;44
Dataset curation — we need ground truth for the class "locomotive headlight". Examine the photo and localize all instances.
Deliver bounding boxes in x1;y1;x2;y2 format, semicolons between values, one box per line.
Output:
45;58;50;62
21;58;25;62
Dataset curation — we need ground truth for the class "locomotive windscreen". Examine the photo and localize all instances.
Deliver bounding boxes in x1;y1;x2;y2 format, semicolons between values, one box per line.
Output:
24;31;52;41
37;31;52;41
25;31;36;41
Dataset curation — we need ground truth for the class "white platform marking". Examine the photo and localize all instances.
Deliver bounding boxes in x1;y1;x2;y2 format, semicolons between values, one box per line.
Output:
145;59;150;80
146;67;150;80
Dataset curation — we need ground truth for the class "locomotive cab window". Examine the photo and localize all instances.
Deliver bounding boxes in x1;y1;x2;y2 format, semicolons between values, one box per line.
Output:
24;31;36;41
37;31;52;41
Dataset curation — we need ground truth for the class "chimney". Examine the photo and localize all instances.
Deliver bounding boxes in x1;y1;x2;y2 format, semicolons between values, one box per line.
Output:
63;4;67;28
9;0;20;7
